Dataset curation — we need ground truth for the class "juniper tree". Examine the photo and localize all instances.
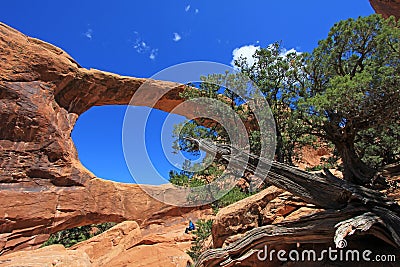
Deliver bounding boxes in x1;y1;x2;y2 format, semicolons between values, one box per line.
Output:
296;14;400;185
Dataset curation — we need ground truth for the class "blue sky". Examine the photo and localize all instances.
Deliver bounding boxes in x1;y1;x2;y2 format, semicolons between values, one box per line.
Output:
1;1;375;184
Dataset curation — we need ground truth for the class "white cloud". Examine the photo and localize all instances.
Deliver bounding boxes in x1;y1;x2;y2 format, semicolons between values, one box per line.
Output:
195;8;199;14
133;31;150;53
280;48;301;57
134;40;150;53
149;49;158;60
84;29;93;39
231;44;260;68
133;31;158;60
265;43;301;57
173;32;182;42
185;5;191;12
231;44;302;68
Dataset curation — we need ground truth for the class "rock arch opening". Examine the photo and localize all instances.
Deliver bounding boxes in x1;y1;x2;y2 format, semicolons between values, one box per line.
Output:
71;105;198;185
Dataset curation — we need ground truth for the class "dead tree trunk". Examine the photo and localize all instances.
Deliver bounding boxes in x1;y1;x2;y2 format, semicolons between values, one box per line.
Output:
186;138;400;267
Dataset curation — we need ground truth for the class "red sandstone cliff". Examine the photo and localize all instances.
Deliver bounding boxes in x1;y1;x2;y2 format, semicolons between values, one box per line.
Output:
0;22;208;255
370;0;400;19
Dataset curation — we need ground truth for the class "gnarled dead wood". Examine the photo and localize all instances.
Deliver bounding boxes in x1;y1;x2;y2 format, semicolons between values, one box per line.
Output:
187;138;400;266
196;207;398;267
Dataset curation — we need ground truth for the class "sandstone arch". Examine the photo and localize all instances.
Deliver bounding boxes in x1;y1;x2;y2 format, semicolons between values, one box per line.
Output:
0;22;202;254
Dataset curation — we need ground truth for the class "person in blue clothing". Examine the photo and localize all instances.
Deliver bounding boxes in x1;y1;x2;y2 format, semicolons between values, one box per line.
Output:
185;220;195;234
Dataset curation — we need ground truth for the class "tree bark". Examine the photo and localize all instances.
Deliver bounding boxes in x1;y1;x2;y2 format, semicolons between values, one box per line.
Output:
275;117;285;163
335;139;376;186
186;137;400;267
196;207;399;267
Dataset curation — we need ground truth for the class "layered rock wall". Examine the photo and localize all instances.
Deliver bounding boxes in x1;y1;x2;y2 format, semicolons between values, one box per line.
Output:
0;23;199;254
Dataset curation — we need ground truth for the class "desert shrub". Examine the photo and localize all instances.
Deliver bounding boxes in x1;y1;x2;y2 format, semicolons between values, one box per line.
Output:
211;186;253;214
42;222;117;248
187;219;213;262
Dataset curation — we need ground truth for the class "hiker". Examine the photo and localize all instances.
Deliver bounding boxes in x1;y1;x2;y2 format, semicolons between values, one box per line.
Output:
185;220;195;234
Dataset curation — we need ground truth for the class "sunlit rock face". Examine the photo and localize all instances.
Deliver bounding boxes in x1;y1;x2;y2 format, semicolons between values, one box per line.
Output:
1;220;204;267
369;0;400;19
0;22;203;254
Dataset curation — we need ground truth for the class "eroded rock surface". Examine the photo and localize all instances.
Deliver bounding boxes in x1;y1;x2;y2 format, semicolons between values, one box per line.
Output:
70;219;201;267
1;218;206;267
0;22;204;254
370;0;400;19
212;186;324;248
0;244;92;267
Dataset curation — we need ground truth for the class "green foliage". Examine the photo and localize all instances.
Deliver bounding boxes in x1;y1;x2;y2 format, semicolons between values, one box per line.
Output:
173;73;253;157
172;14;399;187
172;71;274;196
187;219;213;262
42;222;117;248
169;157;221;186
172;120;219;156
169;169;190;187
212;186;252;212
169;160;253;208
295;14;400;183
355;124;400;168
307;14;400;130
306;163;333;172
171;76;245;193
236;42;314;164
